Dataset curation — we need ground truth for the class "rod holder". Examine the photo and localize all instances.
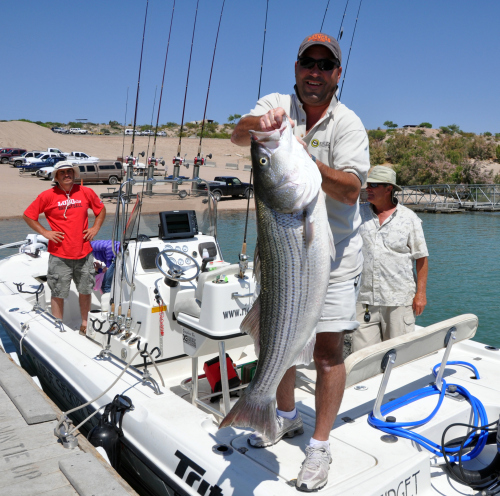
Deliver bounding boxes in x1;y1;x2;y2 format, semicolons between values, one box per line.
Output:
435;327;457;392
373;349;397;421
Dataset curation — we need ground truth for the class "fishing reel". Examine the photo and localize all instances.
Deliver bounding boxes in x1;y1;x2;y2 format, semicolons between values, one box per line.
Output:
148;156;165;166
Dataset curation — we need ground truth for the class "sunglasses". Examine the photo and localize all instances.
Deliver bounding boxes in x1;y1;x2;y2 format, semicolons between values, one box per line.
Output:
298;56;338;72
367;183;388;188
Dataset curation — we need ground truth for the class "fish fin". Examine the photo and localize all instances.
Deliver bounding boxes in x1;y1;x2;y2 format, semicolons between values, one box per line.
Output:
293;331;316;366
328;225;335;262
240;296;261;355
219;388;277;442
304;211;315;247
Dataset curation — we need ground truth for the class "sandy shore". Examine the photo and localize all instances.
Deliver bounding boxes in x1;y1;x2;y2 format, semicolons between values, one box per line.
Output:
0;121;254;220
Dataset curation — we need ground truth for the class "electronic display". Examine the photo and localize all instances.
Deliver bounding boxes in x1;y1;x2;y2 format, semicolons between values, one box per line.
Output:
159;210;198;240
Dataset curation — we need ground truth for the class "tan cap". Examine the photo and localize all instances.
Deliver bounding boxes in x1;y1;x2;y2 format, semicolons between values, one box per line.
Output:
297;33;341;65
51;161;80;180
367;166;401;191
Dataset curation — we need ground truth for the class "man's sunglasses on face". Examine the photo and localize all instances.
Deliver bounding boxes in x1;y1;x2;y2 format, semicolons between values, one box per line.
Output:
298;56;338;72
367;183;388;188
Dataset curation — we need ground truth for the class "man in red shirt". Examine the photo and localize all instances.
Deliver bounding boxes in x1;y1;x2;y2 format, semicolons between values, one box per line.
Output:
23;162;106;334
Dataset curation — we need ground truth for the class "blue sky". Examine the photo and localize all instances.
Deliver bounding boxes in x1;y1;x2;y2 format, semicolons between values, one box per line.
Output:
2;0;499;133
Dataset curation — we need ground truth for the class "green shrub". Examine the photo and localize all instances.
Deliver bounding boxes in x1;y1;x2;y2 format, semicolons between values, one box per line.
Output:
185;122;198;129
68;122;83;128
367;129;385;141
165;122;178;128
419;122;432;128
494;173;500;184
496;145;500;161
369;142;386;165
484;131;492;137
467;136;495;160
100;128;110;134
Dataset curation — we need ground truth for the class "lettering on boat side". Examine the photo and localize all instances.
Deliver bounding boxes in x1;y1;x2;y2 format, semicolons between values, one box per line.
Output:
379;470;419;495
222;307;249;319
174;450;223;495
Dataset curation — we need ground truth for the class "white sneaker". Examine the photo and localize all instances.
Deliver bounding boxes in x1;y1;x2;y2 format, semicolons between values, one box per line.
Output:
247;413;304;448
296;445;332;492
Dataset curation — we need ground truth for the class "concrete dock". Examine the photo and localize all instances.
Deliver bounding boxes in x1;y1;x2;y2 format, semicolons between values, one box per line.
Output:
0;348;137;496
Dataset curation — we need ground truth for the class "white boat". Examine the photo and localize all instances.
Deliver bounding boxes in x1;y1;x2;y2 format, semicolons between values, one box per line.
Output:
1;178;499;496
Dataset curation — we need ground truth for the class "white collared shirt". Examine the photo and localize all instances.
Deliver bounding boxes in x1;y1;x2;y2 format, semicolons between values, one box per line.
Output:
246;92;370;282
357;203;429;306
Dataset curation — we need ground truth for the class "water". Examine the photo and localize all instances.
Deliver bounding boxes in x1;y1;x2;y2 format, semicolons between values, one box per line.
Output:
1;210;499;348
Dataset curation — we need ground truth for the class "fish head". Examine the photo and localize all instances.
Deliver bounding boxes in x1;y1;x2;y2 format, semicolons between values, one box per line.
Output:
250;117;322;213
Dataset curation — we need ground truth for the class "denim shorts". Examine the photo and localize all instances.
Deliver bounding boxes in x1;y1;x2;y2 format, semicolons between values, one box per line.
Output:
47;253;95;298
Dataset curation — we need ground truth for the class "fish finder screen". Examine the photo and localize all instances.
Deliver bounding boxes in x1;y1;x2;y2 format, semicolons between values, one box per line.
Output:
165;213;190;233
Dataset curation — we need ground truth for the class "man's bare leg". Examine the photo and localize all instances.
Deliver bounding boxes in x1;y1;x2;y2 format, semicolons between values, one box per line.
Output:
276;366;297;412
79;293;91;328
51;297;64;320
312;331;346;441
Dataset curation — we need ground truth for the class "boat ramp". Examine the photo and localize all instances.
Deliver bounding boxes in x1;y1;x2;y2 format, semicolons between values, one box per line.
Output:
397;184;500;213
0;348;137;496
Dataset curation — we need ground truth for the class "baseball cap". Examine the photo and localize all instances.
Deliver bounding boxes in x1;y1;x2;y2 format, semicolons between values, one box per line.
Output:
367;166;402;191
51;161;81;180
297;33;342;65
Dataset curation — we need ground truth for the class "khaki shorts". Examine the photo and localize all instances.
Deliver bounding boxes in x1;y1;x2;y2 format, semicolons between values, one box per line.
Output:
351;304;415;353
47;253;95;298
316;274;361;333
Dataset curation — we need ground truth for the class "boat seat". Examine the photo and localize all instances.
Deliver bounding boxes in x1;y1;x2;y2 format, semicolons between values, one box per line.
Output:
173;289;201;319
344;313;478;388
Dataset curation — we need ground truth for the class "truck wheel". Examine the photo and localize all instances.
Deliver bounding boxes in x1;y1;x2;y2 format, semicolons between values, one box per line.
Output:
108;176;118;185
1;158;8;164
15;161;22;167
212;190;222;202
244;188;254;199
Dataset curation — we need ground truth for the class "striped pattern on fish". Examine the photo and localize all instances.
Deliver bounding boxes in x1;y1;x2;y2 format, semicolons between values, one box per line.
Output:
219;116;333;442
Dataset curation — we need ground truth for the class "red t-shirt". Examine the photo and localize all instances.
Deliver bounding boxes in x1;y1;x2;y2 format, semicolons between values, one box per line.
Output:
24;185;104;260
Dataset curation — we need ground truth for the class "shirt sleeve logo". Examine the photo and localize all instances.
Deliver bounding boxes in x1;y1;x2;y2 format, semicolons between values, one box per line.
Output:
311;139;320;148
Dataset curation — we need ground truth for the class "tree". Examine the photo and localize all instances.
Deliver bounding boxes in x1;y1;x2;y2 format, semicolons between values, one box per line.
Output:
447;124;461;134
227;114;242;124
484;131;492;137
419;122;432;128
383;120;398;129
496;145;500;162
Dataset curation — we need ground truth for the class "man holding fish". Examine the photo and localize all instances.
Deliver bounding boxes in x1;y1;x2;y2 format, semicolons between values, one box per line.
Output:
228;33;369;491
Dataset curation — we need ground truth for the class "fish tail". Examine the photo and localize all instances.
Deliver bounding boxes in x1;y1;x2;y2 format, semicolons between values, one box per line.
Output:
219;389;277;442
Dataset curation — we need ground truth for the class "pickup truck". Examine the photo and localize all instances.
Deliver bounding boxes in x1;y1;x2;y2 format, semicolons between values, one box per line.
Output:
9;151;43;167
63;151;99;162
69;128;88;134
24;152;65;166
202;176;254;201
1;148;27;164
19;156;66;174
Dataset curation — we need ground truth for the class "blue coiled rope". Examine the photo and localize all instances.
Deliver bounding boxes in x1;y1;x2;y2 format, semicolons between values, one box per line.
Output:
368;361;489;463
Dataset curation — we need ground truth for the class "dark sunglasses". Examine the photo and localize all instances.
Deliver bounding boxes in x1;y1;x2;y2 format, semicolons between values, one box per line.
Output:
298;56;338;72
367;182;388;188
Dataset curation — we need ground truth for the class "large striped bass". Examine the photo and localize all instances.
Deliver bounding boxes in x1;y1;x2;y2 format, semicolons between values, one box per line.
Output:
219;117;334;442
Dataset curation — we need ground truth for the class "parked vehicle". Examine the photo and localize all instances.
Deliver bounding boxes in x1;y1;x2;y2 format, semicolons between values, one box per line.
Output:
24;152;65;166
69;128;88;134
201;176;254;201
19;156;66;174
0;148;27;164
63;151;99;162
124;129;134;135
9;151;43;167
51;127;65;133
47;148;64;154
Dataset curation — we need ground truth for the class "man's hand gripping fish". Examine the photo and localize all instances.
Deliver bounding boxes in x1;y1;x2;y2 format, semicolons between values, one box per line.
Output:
219;117;335;443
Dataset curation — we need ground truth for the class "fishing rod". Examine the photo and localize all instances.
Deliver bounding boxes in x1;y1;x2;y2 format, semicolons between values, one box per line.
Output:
173;0;200;192
193;0;226;184
126;0;149;198
319;0;331;33
337;0;350;40
148;0;176;187
239;0;270;278
339;0;363;99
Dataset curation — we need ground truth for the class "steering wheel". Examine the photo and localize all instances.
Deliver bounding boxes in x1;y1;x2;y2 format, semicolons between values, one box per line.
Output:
155;248;200;282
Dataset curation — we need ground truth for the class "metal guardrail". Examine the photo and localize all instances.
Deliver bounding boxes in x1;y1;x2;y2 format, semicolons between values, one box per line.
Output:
397;184;500;209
